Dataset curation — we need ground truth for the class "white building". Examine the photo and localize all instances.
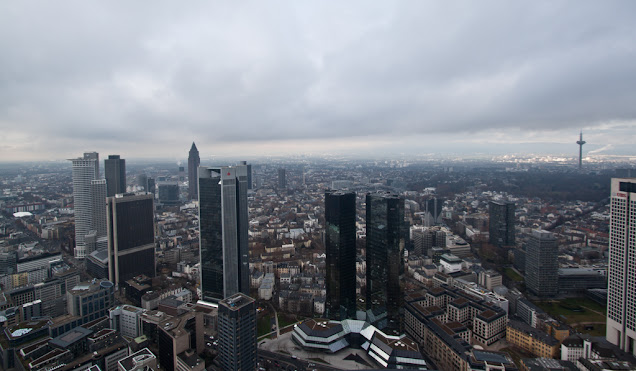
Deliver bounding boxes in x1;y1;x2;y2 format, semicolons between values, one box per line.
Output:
110;305;145;339
606;178;636;355
70;152;100;259
439;254;463;274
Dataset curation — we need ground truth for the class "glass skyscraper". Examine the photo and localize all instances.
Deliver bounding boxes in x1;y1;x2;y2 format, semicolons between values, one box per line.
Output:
366;191;405;334
198;165;249;303
489;200;516;246
325;190;357;320
104;154;126;197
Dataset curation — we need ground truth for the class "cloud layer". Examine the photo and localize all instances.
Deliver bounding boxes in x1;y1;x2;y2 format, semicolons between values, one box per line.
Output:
1;1;636;160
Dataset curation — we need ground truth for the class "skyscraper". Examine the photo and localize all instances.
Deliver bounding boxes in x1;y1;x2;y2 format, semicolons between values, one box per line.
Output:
239;161;253;189
607;178;636;355
104;155;126;197
70;152;100;259
278;168;286;189
489;200;516;247
366;191;405;334
525;230;558;297
188;142;200;200
198;165;249;303
218;293;257;371
325;190;356;320
107;193;155;286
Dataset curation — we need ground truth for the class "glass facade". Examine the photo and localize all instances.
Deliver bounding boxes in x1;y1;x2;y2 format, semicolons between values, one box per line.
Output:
325;191;357;320
104;155;126;197
489;200;516;246
366;192;405;334
199;165;249;303
525;230;558;297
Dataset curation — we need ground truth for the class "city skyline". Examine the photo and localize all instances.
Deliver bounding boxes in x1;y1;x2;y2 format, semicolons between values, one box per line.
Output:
1;2;636;161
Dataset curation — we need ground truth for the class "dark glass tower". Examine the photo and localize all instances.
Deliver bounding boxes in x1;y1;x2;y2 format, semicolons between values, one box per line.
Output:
489;200;516;246
278;168;286;189
198;165;249;303
188;142;200;200
325;191;357;320
107;193;155;286
366;192;405;334
104;155;126;197
218;293;257;371
525;229;558;297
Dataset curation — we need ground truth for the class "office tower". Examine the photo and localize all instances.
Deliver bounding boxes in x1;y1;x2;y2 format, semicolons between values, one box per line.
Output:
198;165;249;303
239;161;253;189
366;192;405;334
105;155;126;197
218;293;257;371
325;191;356;320
178;166;185;182
576;131;586;170
107;193;156;286
489;200;516;246
158;182;180;205
147;177;156;195
607;178;636;355
70;152;100;259
91;180;107;238
188;142;200;200
278;168;286;189
137;174;148;192
525;230;558;297
423;197;444;226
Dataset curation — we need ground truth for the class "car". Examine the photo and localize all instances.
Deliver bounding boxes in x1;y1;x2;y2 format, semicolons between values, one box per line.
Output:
291;355;297;359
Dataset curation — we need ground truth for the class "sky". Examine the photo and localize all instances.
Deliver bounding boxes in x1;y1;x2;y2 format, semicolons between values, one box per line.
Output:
1;1;636;162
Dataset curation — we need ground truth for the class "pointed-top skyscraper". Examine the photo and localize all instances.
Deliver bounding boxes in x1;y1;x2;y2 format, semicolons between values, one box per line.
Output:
188;142;200;200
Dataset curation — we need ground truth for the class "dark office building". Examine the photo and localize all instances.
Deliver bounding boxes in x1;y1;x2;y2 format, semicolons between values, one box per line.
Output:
147;177;156;195
278;168;286;189
218;293;257;371
107;193;156;286
525;230;559;297
423;197;444;225
325;191;357;320
188;142;200;200
198;165;249;303
137;174;148;192
158;183;180;205
489;200;516;246
104;155;126;197
366;192;405;334
239;161;253;189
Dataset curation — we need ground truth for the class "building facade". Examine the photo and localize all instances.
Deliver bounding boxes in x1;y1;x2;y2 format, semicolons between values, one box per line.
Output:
278;168;286;189
606;178;636;355
325;191;357;320
70;152;99;259
366;192;405;334
198;165;249;303
107;193;156;286
105;155;126;197
217;293;256;371
525;230;559;297
488;200;515;247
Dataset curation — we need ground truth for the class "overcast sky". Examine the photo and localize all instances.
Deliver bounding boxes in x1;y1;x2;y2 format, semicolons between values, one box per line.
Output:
2;1;636;162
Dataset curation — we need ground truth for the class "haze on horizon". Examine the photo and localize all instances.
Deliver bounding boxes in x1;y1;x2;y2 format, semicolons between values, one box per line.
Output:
1;1;636;162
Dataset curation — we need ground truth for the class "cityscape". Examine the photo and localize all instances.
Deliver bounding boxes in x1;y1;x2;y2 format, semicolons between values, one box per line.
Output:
2;2;636;371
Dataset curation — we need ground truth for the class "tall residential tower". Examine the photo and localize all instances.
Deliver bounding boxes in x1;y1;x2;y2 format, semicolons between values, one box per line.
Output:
325;190;356;320
198;165;249;303
606;178;636;355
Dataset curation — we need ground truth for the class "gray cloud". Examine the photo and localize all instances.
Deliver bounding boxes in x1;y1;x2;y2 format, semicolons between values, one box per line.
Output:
1;1;636;160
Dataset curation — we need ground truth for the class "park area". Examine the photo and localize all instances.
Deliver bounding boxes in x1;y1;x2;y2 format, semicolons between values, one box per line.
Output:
535;297;606;336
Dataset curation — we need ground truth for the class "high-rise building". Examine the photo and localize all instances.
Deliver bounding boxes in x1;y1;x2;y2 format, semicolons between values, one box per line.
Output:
187;142;200;200
218;293;257;371
158;182;180;206
105;155;126;197
607;178;636;355
325;191;356;320
70;152;100;259
137;174;148;192
198;165;249;303
525;230;558;297
489;200;516;246
278;168;286;189
366;192;405;334
107;193;156;286
239;161;253;189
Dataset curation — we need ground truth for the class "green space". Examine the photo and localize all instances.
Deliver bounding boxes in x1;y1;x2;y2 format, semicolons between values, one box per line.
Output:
257;315;274;337
278;313;297;328
504;267;523;282
535;298;606;337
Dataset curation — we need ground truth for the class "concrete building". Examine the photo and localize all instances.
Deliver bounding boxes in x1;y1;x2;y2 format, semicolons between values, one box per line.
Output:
525;230;559;297
607;178;636;355
158;310;204;371
218;293;256;371
506;319;559;358
70;152;100;259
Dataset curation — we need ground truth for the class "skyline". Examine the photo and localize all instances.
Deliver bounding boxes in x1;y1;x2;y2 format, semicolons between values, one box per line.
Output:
2;2;636;161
